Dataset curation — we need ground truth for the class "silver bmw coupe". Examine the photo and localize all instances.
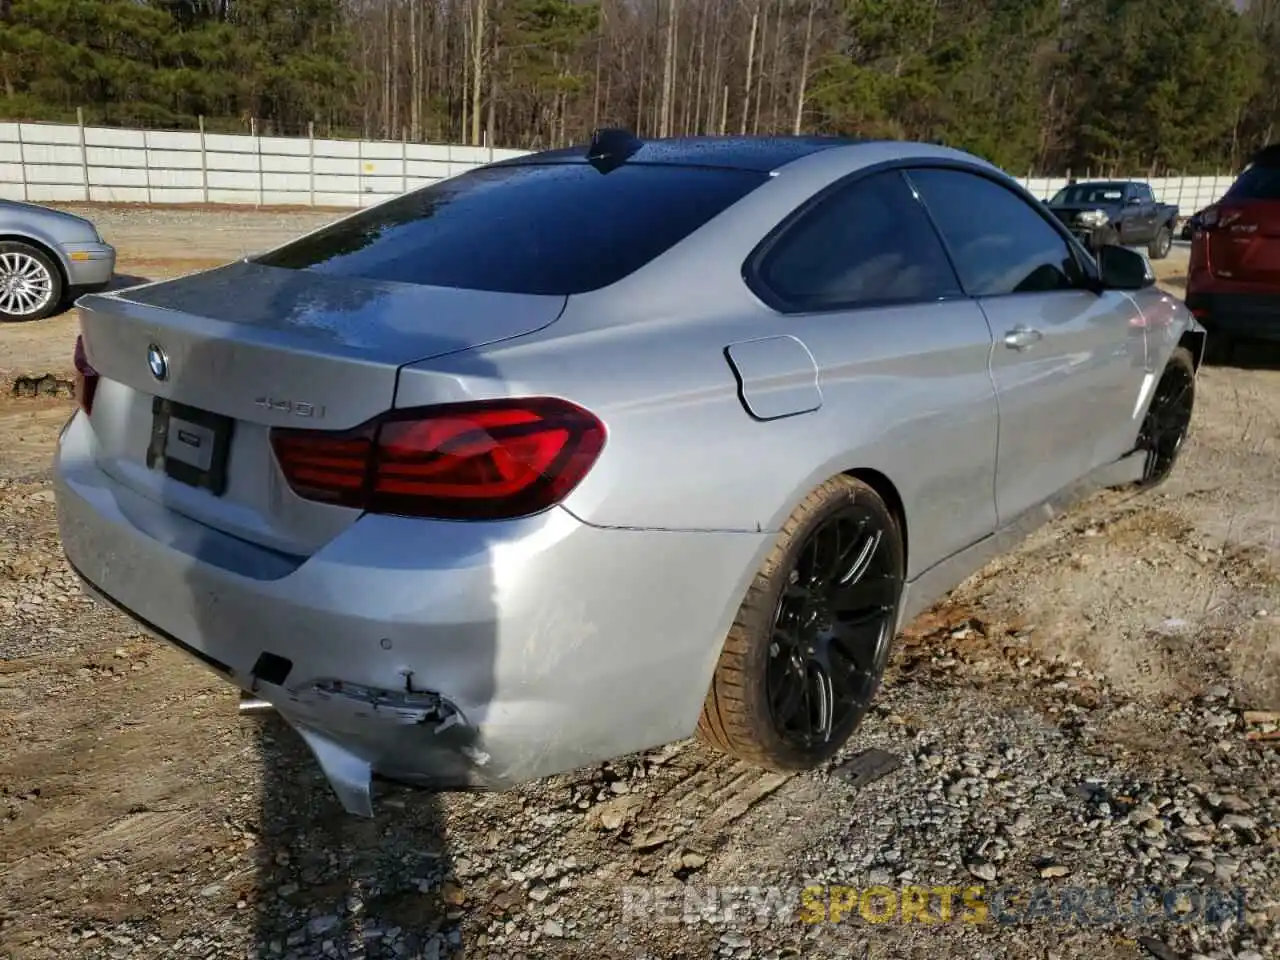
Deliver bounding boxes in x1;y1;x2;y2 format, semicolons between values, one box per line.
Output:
55;132;1203;816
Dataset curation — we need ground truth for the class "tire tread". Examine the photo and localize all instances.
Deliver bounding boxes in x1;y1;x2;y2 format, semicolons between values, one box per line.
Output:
696;475;896;771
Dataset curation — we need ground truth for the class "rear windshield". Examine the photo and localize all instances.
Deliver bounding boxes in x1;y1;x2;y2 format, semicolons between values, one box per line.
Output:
256;162;769;295
1226;163;1280;201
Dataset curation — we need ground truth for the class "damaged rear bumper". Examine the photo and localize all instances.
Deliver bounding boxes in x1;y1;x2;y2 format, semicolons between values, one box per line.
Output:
67;556;499;817
55;411;771;816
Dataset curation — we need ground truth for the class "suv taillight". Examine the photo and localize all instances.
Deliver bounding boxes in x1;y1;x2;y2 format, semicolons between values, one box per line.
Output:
1200;205;1220;229
73;335;99;415
270;397;606;520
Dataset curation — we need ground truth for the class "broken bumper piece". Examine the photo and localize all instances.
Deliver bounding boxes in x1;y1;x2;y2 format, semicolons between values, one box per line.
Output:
304;678;466;727
294;725;377;818
247;679;492;817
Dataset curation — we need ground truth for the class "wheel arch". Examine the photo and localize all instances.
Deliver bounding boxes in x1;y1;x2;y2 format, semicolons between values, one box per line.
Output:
0;233;70;291
842;467;909;577
1179;327;1207;372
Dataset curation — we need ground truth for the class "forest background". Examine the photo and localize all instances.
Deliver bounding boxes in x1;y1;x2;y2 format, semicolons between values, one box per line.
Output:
1;0;1277;175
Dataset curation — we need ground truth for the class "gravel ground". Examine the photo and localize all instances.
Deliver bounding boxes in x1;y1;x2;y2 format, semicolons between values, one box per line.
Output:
0;208;1276;960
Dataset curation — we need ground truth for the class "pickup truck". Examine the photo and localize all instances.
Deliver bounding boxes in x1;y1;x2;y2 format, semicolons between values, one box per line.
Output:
1045;180;1179;260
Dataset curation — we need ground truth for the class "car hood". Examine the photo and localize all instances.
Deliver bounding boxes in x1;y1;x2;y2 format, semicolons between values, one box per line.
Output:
0;198;98;233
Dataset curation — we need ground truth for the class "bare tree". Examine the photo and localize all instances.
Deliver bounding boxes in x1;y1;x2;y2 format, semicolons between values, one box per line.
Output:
658;0;676;136
471;0;486;145
751;0;769;133
793;0;816;135
592;1;605;129
740;0;759;135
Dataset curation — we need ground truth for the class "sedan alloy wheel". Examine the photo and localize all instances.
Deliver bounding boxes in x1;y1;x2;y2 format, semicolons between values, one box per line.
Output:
0;242;61;321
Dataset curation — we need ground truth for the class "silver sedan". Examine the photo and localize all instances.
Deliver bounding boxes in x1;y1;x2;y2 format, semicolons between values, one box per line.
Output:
0;199;116;321
54;133;1204;817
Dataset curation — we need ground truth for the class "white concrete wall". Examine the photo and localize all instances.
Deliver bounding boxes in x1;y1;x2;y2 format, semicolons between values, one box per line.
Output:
0;120;1241;213
0;121;530;207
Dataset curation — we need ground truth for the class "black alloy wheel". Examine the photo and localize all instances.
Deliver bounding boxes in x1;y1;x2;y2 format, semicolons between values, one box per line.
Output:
766;505;902;750
1135;346;1195;488
697;475;905;771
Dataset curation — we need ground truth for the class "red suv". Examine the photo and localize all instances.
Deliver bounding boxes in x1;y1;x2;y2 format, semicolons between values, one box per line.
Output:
1185;144;1280;343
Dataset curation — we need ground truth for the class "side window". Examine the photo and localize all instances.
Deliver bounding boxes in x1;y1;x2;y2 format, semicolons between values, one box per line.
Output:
1133;183;1154;202
906;167;1084;297
754;169;962;311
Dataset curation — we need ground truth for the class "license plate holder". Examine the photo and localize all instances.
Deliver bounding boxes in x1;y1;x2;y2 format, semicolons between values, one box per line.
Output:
146;397;234;496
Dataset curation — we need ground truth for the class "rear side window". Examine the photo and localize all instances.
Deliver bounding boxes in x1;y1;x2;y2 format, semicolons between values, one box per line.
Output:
907;167;1084;297
753;169;962;311
1226;163;1280;201
256;163;768;295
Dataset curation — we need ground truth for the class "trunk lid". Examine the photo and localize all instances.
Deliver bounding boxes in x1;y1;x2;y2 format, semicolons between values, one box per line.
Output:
1207;200;1280;286
77;260;565;556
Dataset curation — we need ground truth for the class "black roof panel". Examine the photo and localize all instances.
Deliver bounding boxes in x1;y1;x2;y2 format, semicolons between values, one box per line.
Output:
490;134;863;173
1248;143;1280;168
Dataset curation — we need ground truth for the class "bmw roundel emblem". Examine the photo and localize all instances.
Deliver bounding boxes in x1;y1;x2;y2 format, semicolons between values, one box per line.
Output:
147;343;169;382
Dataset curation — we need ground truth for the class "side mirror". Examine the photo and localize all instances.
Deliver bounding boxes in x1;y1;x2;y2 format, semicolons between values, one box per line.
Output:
1096;244;1154;290
1126;196;1143;205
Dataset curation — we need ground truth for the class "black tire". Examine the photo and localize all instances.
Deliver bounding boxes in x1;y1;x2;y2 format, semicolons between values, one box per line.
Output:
1148;224;1173;260
697;475;905;771
1133;346;1195;489
54;288;81;315
0;240;65;322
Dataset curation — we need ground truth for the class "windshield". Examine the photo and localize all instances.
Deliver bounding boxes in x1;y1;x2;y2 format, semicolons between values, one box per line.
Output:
256;162;769;295
1049;183;1128;206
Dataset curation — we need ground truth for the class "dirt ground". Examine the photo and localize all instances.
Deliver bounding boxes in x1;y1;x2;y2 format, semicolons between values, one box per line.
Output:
0;211;1276;960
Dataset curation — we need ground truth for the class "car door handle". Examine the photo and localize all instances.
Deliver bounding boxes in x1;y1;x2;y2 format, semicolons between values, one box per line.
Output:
1003;326;1044;350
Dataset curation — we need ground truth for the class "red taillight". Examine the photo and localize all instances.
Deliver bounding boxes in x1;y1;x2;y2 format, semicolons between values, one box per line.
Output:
270;397;606;520
73;335;99;415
